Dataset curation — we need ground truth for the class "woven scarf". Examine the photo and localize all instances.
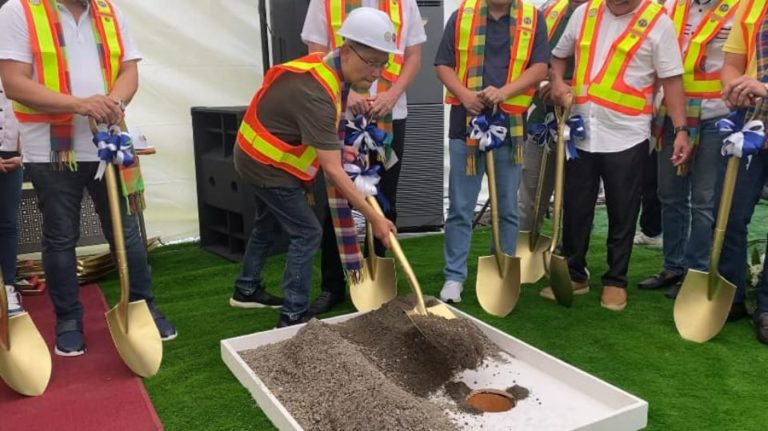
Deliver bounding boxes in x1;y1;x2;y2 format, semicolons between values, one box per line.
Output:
325;51;364;283
464;1;524;175
49;1;145;213
747;13;768;124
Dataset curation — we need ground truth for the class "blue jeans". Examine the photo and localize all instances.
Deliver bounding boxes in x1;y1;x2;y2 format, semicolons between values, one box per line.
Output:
658;117;722;275
444;139;521;282
0;155;22;285
714;151;768;315
25;162;154;322
236;185;321;319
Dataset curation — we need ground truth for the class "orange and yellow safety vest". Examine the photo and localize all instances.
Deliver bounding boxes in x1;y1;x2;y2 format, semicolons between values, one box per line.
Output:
738;0;768;68
445;0;538;115
237;54;342;181
543;0;570;42
14;0;124;123
670;0;739;99
574;0;665;116
326;0;403;82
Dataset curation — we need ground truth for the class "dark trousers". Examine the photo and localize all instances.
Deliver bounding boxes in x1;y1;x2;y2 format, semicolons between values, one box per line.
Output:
639;148;662;237
0;151;22;285
562;141;646;288
714;151;768;315
25;162;154;322
320;119;406;294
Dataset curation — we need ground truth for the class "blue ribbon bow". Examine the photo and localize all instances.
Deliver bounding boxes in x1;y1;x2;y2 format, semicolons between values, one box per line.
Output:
716;110;765;161
527;112;558;151
92;124;135;180
469;111;509;152
345;115;392;166
564;115;585;160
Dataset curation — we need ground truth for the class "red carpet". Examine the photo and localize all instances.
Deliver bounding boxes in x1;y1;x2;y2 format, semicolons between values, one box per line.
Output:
0;284;163;431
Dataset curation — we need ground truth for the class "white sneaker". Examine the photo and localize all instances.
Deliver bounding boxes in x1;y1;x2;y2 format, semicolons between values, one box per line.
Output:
5;285;24;316
633;232;663;248
440;280;463;303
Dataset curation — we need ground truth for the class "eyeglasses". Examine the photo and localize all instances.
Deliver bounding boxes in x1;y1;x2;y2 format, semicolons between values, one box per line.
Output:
348;44;389;71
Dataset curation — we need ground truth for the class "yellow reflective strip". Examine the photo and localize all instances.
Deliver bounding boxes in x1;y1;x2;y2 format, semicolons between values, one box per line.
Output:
12;101;36;114
455;0;477;84
544;0;569;41
681;0;737;94
240;120;257;143
329;0;345;48
242;121;318;171
505;2;535;108
96;6;123;85
313;64;341;97
28;2;61;91
575;0;602;97
672;0;688;38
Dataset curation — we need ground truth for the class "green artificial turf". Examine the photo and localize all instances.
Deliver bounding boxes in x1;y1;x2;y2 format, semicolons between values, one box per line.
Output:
98;206;768;431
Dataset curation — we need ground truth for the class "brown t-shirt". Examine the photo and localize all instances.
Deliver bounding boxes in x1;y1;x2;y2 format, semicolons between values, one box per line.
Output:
234;72;341;187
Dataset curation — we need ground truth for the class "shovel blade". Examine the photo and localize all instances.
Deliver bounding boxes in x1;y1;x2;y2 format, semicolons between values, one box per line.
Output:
350;257;397;312
0;314;52;396
476;255;521;317
517;231;551;284
673;270;736;343
106;300;162;377
547;253;573;307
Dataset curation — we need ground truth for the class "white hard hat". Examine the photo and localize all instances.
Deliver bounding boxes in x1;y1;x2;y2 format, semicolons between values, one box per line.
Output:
337;7;402;55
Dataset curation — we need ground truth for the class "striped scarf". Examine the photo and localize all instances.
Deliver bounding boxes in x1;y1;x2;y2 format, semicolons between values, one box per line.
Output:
464;0;524;175
748;13;768;124
326;51;364;283
50;1;145;212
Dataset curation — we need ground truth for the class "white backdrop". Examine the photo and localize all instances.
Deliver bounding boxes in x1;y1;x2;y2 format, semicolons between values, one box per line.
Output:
121;0;547;241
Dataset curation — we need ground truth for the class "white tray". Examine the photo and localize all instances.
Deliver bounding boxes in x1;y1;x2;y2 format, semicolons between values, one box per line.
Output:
221;306;648;431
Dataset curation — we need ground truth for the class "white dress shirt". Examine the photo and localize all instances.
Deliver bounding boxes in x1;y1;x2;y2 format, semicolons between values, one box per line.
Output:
0;79;19;153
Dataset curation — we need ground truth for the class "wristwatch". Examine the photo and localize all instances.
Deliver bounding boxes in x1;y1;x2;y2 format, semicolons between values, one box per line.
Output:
673;125;689;136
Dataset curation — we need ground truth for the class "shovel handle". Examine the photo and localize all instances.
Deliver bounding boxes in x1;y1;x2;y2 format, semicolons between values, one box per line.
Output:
366;196;428;315
484;150;506;275
0;268;9;350
528;136;550;250
549;97;573;256
707;156;740;297
364;221;377;278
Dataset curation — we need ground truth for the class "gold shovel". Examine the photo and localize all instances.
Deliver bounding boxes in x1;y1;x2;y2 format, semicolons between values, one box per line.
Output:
542;101;575;307
93;122;162;377
476;149;522;317
516;140;552;284
0;269;52;396
366;197;455;321
349;221;397;312
673;155;740;343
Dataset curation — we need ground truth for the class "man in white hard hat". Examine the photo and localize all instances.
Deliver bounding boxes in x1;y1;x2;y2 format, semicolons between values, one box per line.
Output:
301;0;426;315
229;7;397;327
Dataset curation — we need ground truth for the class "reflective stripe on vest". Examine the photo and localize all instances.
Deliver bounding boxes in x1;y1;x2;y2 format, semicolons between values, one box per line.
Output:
740;0;768;68
577;0;664;116
544;0;570;41
326;0;404;81
671;0;739;99
236;54;341;181
14;0;123;123
444;0;538;114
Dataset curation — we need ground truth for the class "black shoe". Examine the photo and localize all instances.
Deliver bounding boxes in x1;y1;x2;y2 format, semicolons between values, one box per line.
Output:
276;313;312;328
308;291;345;315
665;281;682;299
638;271;683;290
55;319;86;357
754;313;768;345
727;302;749;322
229;288;283;309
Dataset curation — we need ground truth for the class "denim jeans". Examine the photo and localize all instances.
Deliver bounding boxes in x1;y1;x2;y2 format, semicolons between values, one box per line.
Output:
444;139;521;282
236;185;322;319
714;150;768;315
25;162;154;322
0;155;22;285
658;117;722;275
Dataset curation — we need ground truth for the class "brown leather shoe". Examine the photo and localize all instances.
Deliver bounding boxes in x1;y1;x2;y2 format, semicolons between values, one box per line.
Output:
539;280;590;301
601;286;627;311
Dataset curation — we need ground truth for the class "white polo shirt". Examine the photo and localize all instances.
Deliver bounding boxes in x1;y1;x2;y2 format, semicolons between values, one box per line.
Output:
0;0;141;163
666;0;732;121
0;79;19;153
301;0;427;120
553;2;683;153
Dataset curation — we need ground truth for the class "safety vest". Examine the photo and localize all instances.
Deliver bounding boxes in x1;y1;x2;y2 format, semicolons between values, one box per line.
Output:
543;0;570;41
575;0;665;116
739;0;768;68
445;0;538;115
237;54;342;181
326;0;403;82
13;0;124;123
670;0;739;99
